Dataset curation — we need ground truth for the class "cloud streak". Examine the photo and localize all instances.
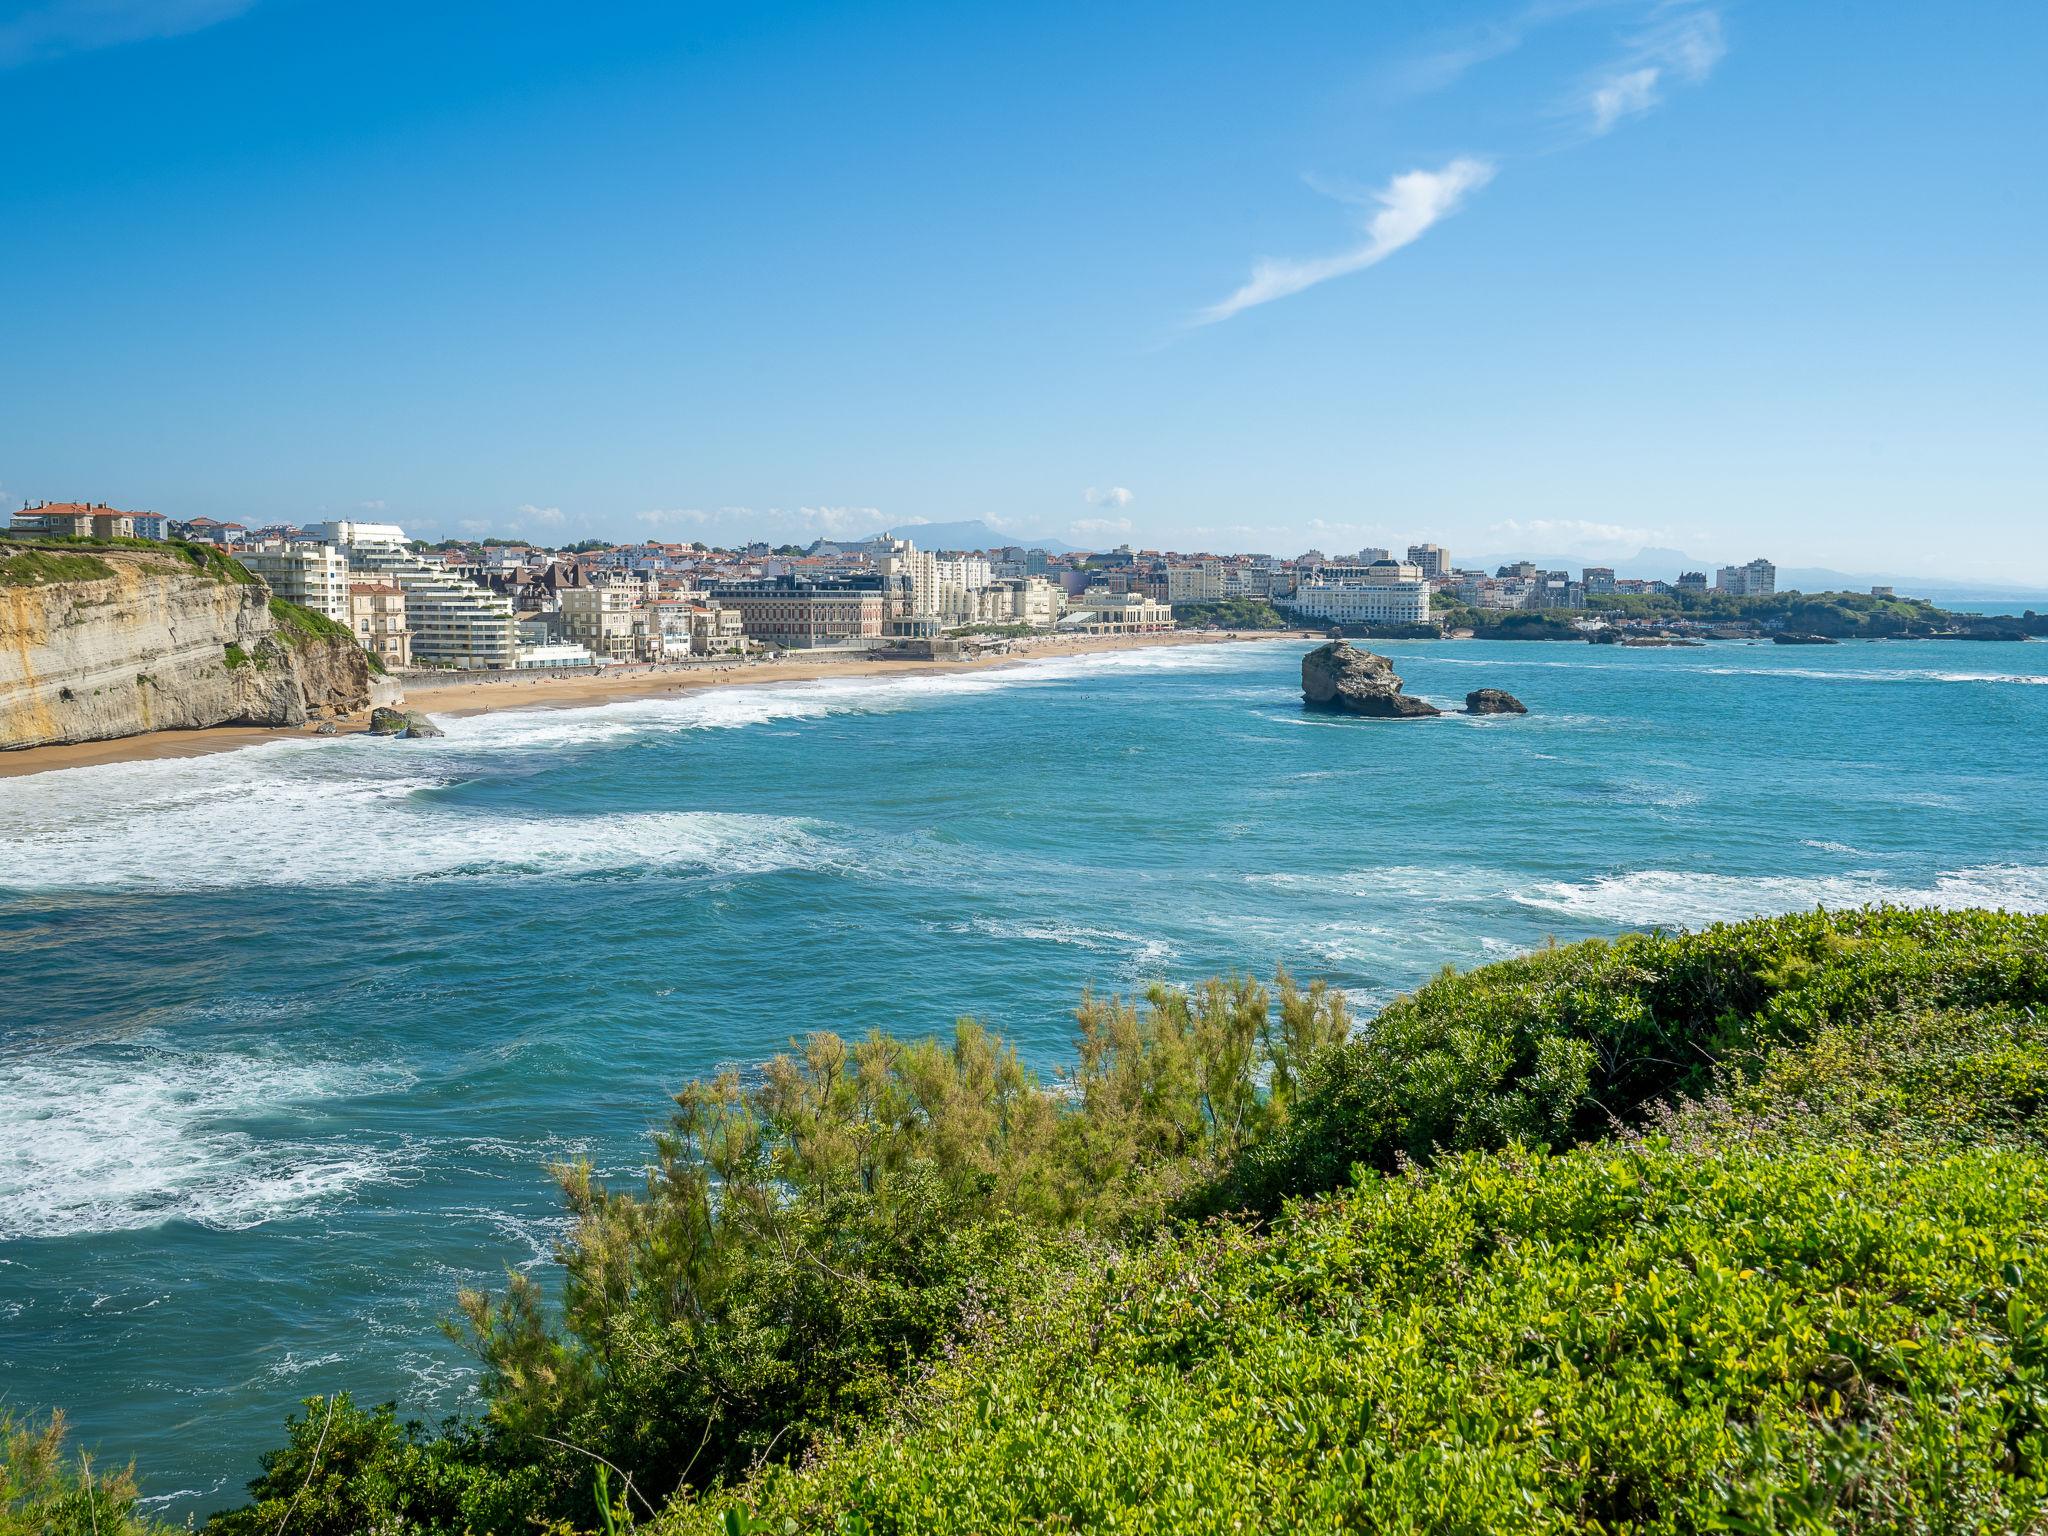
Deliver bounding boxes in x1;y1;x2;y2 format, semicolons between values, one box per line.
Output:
0;0;258;69
1198;157;1496;324
1579;4;1724;135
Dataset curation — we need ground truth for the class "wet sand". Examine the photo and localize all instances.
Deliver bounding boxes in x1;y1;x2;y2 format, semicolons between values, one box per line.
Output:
0;629;1304;779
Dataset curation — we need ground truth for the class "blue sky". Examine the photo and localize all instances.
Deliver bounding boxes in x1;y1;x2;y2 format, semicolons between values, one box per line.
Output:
2;0;2043;579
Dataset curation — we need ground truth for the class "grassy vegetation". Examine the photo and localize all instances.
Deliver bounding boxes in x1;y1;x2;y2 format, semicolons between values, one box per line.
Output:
266;594;352;647
221;642;252;670
0;548;116;587
29;908;2048;1533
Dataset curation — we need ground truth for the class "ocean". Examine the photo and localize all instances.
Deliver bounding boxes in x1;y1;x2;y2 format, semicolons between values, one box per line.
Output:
3;635;2045;1515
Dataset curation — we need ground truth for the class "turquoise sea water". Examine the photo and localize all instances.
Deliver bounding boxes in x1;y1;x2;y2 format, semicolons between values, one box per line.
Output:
3;636;2045;1514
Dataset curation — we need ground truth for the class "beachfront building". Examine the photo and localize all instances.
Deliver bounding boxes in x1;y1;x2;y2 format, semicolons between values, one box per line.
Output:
311;521;519;668
1061;589;1175;634
975;576;1063;628
714;573;888;649
688;602;747;655
348;583;412;668
1291;559;1431;625
1677;570;1709;594
558;585;638;661
237;542;351;621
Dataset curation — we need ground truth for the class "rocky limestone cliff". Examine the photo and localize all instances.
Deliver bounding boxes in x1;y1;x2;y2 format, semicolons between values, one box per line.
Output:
1300;641;1441;717
1;544;370;750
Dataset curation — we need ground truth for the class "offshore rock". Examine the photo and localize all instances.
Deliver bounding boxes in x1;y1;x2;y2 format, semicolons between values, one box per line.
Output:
368;706;442;739
1301;641;1440;718
1464;688;1528;715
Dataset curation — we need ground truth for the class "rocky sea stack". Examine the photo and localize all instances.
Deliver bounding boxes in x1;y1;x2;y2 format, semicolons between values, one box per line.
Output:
1301;641;1440;717
368;707;443;739
1464;688;1527;715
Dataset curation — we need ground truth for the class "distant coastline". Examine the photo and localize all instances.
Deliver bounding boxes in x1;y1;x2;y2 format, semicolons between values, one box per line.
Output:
0;628;1302;780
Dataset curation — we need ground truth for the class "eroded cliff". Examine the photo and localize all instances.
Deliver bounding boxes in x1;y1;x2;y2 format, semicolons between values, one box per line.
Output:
1;543;370;749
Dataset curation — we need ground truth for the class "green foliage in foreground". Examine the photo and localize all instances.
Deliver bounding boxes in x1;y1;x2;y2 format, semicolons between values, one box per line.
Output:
446;975;1349;1515
676;1140;2048;1534
1172;598;1291;629
162;907;2048;1532
0;547;116;587
1206;906;2048;1215
1;1412;161;1536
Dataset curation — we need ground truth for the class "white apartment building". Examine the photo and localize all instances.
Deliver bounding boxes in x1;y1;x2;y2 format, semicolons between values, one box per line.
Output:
880;539;939;618
1167;560;1225;604
235;543;351;621
311;521;519;668
975;576;1062;628
1292;560;1431;625
1716;558;1777;597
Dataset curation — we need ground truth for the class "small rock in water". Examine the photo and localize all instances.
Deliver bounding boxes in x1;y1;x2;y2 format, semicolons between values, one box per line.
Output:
1463;688;1528;715
367;705;443;739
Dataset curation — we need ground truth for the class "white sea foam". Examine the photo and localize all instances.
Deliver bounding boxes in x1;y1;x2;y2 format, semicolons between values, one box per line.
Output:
0;1042;415;1239
0;737;835;891
1511;863;2048;927
969;916;1178;972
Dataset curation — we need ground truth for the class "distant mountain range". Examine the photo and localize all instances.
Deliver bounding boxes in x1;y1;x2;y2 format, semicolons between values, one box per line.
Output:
869;519;1083;554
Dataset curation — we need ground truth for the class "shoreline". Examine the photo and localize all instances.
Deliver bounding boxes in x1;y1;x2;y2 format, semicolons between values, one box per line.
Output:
0;629;1308;780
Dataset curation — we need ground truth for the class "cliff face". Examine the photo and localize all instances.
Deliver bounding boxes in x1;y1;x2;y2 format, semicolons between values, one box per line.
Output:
0;545;370;750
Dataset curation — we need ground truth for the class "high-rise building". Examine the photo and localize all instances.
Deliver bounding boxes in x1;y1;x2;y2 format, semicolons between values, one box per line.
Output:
236;543;351;621
1581;567;1617;596
1715;558;1777;597
1406;544;1450;579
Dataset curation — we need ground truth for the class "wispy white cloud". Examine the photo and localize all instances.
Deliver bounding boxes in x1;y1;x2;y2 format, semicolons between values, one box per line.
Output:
1487;516;1670;550
1069;517;1133;542
1082;485;1135;508
1578;4;1724;136
1199;157;1496;324
1386;0;1614;99
357;499;387;512
516;503;565;526
0;0;259;69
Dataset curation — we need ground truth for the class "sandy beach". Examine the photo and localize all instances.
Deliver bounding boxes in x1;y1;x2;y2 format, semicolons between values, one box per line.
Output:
0;629;1304;780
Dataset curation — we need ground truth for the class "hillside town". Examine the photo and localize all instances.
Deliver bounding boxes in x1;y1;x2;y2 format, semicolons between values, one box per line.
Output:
5;500;1802;671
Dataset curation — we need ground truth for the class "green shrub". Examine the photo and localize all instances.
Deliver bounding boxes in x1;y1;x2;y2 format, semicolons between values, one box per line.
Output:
446;974;1350;1517
1172;599;1290;629
223;642;251;669
1;1411;168;1536
677;1139;2048;1534
267;595;352;646
203;1395;543;1536
1202;907;2048;1215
